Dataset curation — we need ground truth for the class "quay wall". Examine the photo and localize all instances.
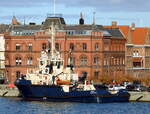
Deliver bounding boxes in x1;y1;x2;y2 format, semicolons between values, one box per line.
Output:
0;85;20;97
129;91;150;102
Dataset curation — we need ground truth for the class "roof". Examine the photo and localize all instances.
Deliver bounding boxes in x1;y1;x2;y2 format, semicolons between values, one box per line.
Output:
63;25;103;30
63;25;112;36
118;26;130;38
0;24;9;33
131;27;148;45
42;17;66;29
10;25;42;31
104;25;130;38
104;28;124;38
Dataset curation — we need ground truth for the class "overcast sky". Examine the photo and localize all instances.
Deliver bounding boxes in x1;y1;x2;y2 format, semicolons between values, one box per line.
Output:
0;0;150;26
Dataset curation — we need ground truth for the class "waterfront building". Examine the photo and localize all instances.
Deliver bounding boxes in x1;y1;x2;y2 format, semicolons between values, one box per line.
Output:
105;22;150;77
5;14;126;83
0;34;5;80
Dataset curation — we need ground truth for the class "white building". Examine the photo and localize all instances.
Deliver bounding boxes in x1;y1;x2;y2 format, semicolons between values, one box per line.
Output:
0;34;5;78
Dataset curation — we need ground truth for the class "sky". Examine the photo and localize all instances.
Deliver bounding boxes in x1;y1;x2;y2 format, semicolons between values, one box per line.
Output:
0;0;150;27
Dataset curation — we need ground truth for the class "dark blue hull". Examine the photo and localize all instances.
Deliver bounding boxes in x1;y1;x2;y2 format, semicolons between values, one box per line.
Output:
15;80;130;103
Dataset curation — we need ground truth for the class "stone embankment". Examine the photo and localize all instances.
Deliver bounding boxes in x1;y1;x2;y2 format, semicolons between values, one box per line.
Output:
0;85;20;97
129;91;150;102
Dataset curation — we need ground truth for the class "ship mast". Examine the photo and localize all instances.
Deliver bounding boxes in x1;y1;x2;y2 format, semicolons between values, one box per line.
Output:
51;22;55;59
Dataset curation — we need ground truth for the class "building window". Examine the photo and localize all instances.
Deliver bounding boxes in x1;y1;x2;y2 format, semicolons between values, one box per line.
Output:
104;59;106;66
70;57;75;66
133;62;141;68
133;50;139;57
16;57;22;65
42;43;47;50
48;43;51;50
93;56;100;65
82;43;87;51
27;57;33;65
16;44;21;51
55;43;60;51
28;43;32;51
94;71;99;78
16;71;21;78
95;43;99;51
70;43;75;51
80;56;88;66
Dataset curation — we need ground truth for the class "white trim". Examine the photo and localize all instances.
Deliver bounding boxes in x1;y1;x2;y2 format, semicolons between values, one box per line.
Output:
126;44;150;47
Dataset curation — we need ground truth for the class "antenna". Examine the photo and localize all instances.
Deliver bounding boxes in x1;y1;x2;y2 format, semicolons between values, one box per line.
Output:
51;22;55;59
93;12;96;25
23;16;25;25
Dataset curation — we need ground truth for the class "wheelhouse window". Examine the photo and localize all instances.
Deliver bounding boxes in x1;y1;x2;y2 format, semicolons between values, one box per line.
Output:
16;44;21;51
16;57;22;65
80;56;88;66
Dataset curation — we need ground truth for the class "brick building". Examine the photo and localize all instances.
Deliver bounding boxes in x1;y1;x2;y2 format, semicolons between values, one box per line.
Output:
4;15;126;83
105;22;150;77
0;34;5;81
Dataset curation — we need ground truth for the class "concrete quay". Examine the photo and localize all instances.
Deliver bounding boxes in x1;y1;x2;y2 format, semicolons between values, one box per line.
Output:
129;91;150;102
0;85;20;97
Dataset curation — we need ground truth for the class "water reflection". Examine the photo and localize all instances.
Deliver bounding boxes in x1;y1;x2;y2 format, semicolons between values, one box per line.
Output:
1;97;150;114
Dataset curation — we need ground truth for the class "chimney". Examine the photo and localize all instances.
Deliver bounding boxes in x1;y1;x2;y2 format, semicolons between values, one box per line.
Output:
93;12;96;25
112;21;117;28
131;23;135;30
11;16;21;25
79;12;84;25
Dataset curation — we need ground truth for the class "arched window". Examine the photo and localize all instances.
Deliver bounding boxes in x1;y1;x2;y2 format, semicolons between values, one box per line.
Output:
94;71;99;78
16;44;21;51
93;56;100;65
55;43;60;51
16;57;22;65
42;43;47;50
28;43;32;51
82;43;87;51
80;55;88;66
16;71;21;78
95;43;99;51
48;43;51;50
70;56;75;66
5;56;9;66
69;43;75;51
27;57;33;65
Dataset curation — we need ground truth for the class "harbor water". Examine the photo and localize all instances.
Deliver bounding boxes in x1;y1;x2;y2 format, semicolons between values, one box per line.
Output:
0;97;150;114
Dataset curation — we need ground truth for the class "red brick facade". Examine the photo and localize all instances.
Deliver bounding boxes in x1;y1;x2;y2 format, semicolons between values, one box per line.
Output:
4;18;126;83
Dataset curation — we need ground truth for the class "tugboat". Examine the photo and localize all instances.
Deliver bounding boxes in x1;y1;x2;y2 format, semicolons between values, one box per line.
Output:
15;23;130;103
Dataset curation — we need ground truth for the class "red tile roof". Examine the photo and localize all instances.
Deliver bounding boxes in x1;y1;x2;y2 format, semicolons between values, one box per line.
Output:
131;27;148;45
104;25;148;45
